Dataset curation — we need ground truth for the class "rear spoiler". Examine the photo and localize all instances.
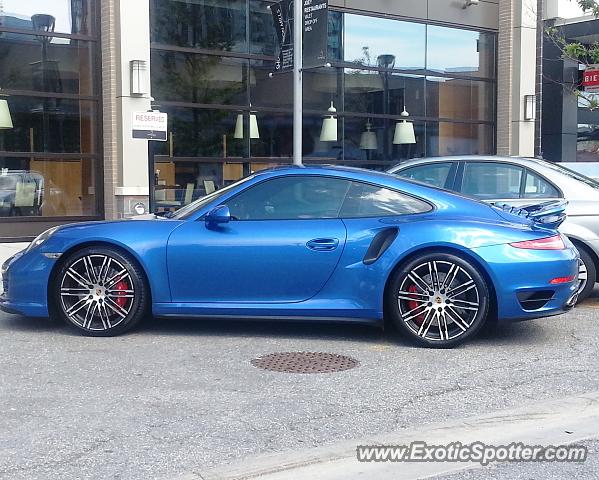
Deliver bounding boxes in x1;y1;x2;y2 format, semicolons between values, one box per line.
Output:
492;200;568;230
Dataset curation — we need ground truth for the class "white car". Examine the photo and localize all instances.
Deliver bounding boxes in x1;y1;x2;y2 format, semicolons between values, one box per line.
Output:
389;156;599;301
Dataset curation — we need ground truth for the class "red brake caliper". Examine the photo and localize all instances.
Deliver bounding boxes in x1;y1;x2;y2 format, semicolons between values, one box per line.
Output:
407;284;426;326
114;280;129;308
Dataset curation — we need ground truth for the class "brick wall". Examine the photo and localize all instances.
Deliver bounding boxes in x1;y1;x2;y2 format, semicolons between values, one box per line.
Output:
496;0;514;156
100;0;119;220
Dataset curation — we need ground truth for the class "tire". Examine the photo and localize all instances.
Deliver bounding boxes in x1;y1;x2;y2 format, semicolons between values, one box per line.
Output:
576;246;596;303
53;246;148;336
386;252;490;348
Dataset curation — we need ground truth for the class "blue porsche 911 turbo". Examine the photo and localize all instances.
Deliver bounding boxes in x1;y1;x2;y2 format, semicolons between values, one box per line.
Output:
0;166;580;347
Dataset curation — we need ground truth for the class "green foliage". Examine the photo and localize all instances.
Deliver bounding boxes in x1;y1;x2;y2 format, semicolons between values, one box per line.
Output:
545;2;599;110
577;0;599;17
563;41;587;60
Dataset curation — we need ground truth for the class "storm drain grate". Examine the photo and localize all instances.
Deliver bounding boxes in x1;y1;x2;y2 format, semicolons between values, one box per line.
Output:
251;352;359;374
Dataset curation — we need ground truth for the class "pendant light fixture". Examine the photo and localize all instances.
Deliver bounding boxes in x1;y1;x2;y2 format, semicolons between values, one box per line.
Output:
249;111;260;139
234;112;243;139
393;108;416;145
359;119;377;150
320;101;338;142
234;106;260;140
0;98;13;130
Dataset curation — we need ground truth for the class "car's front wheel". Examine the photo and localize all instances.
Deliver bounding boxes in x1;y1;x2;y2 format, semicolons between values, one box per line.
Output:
53;247;148;336
387;252;489;348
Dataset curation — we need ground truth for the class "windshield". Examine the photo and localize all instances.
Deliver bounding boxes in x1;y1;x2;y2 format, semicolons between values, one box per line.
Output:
535;159;599;191
170;174;254;220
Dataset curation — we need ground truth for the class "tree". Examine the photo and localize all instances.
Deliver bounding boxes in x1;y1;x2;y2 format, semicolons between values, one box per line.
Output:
577;0;599;16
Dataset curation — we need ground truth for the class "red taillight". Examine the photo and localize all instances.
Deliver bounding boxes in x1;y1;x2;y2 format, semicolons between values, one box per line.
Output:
550;275;576;284
510;235;565;250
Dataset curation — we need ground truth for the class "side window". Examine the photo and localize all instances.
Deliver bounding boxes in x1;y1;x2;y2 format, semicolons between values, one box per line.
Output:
226;176;351;220
340;182;432;218
398;163;454;189
523;171;560;198
462;163;524;199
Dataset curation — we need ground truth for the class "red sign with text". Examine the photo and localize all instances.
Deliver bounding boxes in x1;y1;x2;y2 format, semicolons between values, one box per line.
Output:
583;68;599;92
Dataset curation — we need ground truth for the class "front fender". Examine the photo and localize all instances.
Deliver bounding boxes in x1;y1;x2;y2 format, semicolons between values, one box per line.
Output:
39;221;183;304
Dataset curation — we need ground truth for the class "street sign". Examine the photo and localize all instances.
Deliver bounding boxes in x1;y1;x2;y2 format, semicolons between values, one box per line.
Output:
271;0;329;72
132;111;168;141
303;0;328;69
583;65;599;93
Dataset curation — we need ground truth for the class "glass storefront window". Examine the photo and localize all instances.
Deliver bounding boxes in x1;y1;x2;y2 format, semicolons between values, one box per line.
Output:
150;0;247;53
158;107;245;158
577;123;599;162
303;68;341;112
301;114;342;162
152;156;250;214
0;97;97;154
0;0;94;36
426;77;494;122
250;112;293;159
0;156;96;217
345;70;425;117
427;26;495;79
0;0;100;234
327;11;342;62
149;6;498;214
427;122;494;156
250;61;292;109
0;35;95;95
342;116;425;165
343;14;426;72
152;51;248;106
249;0;276;56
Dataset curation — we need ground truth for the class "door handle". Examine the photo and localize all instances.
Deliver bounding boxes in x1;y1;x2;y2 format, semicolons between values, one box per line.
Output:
306;238;339;251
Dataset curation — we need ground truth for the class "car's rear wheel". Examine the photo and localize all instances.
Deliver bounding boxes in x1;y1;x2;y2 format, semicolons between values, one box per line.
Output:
576;246;596;303
53;247;148;336
387;253;489;348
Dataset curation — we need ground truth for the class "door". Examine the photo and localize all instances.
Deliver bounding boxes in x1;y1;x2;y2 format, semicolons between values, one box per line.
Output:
167;175;350;303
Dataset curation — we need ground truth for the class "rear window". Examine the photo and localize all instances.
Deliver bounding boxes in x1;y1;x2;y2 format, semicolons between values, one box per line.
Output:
398;162;453;189
540;160;599;191
339;182;432;218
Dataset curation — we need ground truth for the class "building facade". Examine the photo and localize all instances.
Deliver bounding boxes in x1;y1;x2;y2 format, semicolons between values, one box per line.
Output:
542;0;599;164
0;0;538;240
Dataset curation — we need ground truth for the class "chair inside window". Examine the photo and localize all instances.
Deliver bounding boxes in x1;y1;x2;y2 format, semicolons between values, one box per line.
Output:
184;183;194;205
203;180;216;195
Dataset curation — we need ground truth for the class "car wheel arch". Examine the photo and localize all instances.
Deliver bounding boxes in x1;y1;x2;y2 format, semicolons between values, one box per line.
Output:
382;245;498;324
567;237;598;302
567;237;599;272
47;241;153;314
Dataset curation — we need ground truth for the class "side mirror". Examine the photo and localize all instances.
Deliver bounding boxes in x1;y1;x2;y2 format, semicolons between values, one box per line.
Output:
205;204;231;229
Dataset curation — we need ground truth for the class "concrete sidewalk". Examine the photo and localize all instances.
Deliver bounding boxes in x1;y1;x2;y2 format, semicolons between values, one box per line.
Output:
0;242;29;266
196;391;599;480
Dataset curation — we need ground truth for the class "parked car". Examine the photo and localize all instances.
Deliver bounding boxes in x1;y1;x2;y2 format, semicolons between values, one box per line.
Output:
0;170;44;217
0;166;579;348
388;156;599;301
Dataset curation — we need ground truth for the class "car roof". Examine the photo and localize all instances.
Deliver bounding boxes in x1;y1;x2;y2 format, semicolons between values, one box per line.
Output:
388;155;549;171
251;164;397;182
246;163;496;206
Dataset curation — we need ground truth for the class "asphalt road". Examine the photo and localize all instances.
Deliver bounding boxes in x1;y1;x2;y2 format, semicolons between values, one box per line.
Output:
1;290;598;480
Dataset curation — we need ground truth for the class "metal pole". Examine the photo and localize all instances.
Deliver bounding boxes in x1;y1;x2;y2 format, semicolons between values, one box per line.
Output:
293;0;303;166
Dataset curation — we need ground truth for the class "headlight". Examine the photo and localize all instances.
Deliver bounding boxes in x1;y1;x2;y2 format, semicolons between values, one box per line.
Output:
26;226;60;252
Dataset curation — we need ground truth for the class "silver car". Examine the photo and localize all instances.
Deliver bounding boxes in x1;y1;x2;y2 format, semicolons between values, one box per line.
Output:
388;156;599;301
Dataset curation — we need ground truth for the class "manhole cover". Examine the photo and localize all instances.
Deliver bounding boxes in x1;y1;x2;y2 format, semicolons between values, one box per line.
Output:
251;352;359;374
